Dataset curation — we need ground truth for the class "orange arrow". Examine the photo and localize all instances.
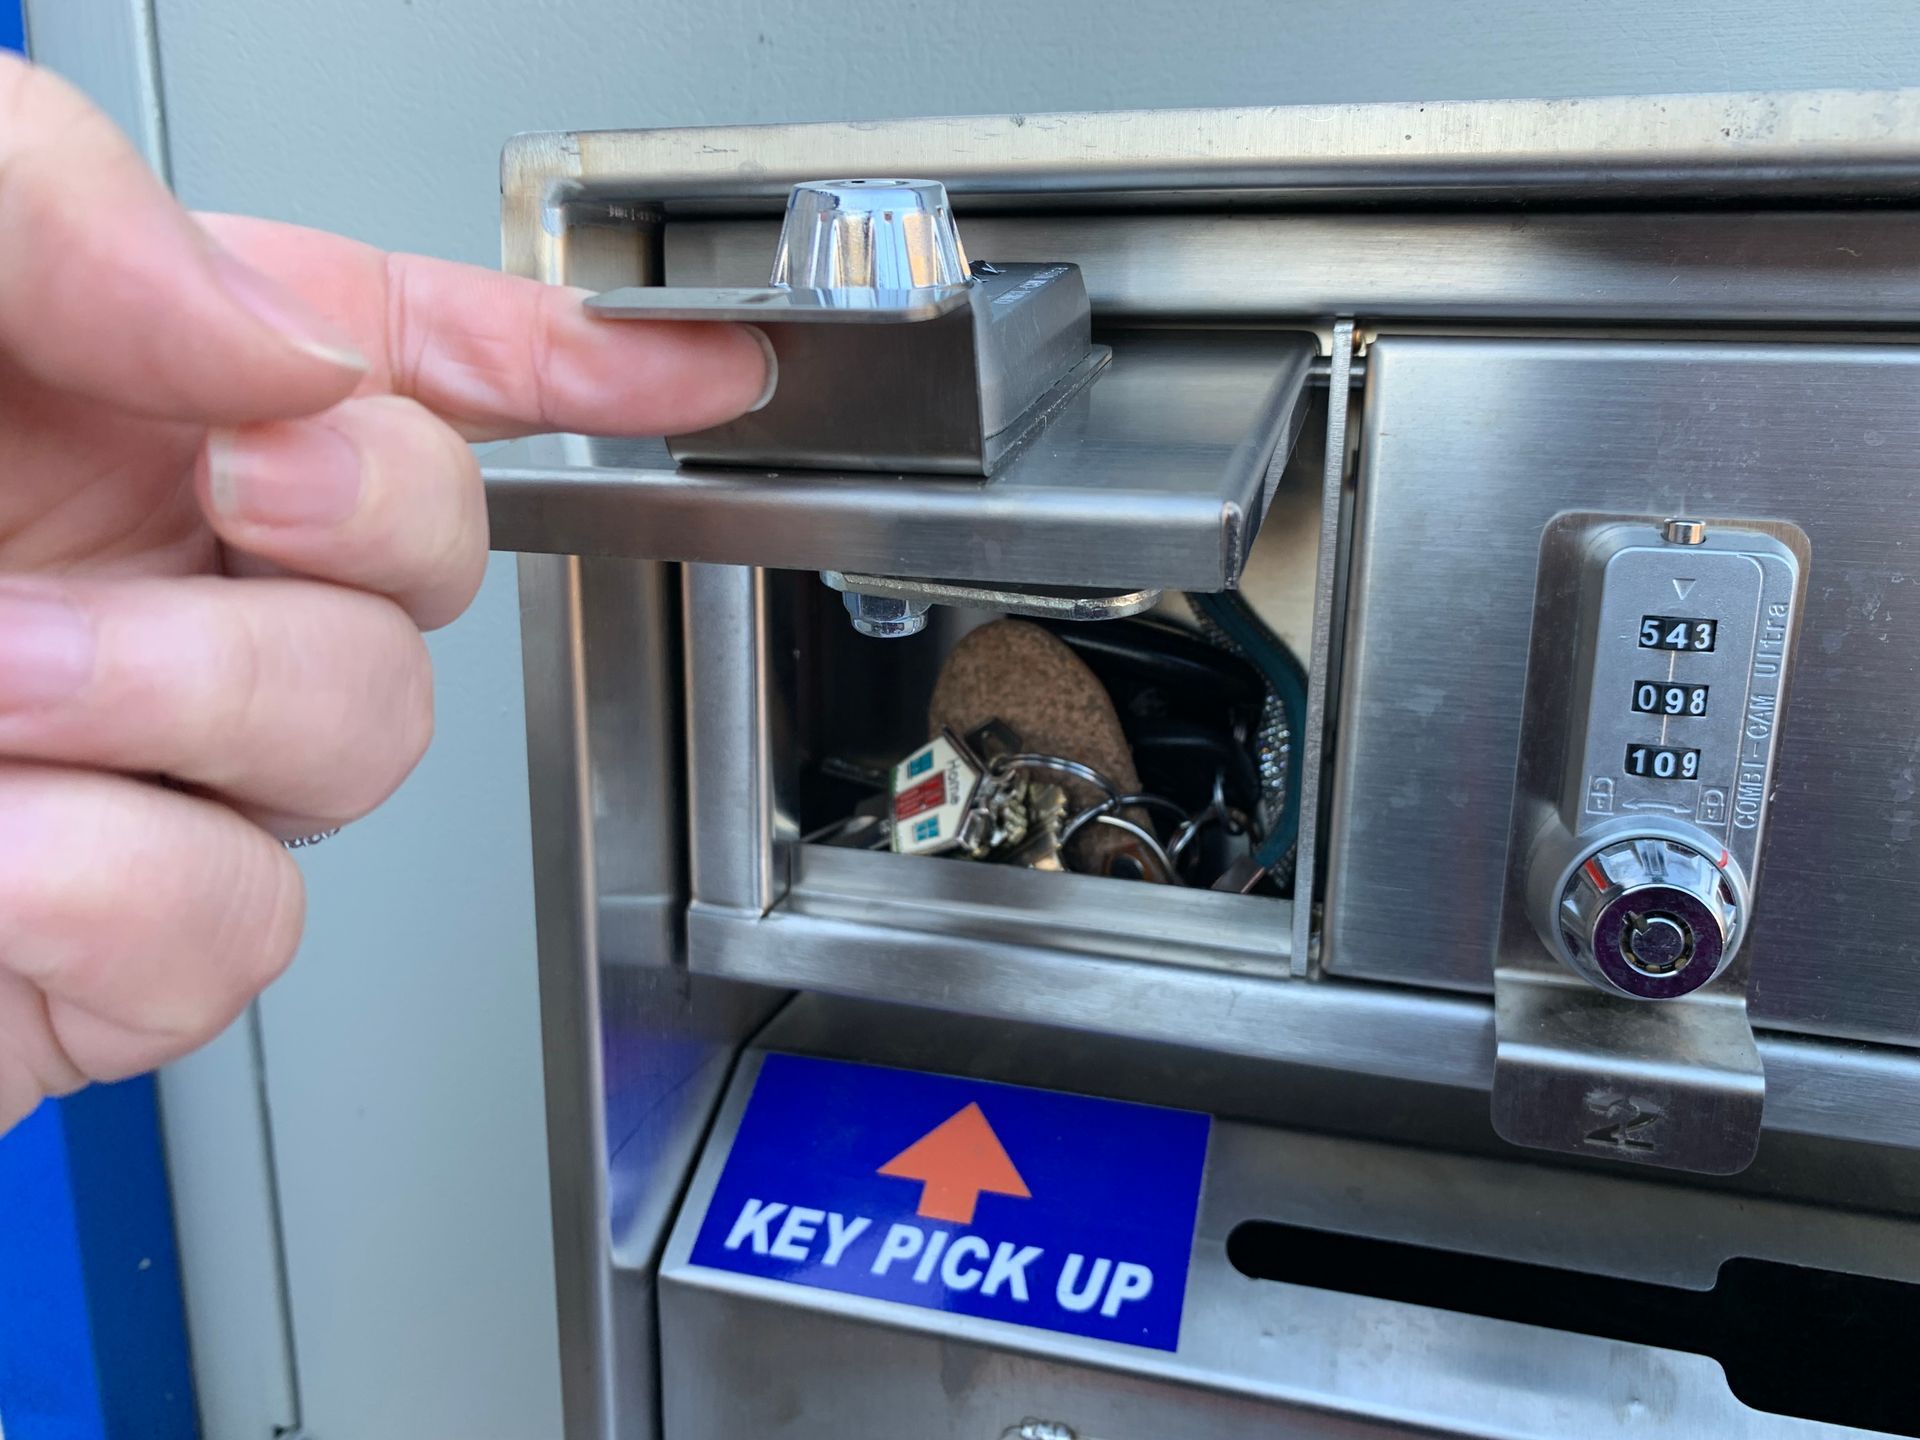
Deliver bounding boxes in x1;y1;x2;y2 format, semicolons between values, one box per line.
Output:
877;1102;1031;1225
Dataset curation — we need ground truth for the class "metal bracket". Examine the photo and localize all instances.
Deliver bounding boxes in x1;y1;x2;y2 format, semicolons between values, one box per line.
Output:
591;261;1102;477
483;330;1319;592
821;571;1161;623
1492;967;1764;1174
1290;317;1357;977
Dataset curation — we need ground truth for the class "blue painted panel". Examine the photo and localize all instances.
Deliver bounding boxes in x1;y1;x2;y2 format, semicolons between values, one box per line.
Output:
0;2;22;54
691;1054;1211;1351
0;1100;102;1440
0;1080;199;1439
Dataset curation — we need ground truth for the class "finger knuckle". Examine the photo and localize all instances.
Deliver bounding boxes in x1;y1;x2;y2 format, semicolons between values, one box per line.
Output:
330;395;483;625
422;421;488;622
0;776;117;980
172;828;303;1038
392;624;437;778
322;607;434;819
198;596;272;753
230;843;306;1000
350;397;486;627
0;773;303;1059
529;283;567;432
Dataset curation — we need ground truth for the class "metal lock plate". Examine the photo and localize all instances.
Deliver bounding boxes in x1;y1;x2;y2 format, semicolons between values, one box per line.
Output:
1525;519;1804;998
587;179;1105;476
1492;513;1809;1175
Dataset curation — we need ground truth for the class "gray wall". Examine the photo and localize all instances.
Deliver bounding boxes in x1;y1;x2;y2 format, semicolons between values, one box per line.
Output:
111;0;1920;1435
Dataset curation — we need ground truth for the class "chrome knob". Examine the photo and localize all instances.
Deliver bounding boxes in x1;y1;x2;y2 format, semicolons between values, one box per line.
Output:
770;179;972;291
1548;836;1740;1000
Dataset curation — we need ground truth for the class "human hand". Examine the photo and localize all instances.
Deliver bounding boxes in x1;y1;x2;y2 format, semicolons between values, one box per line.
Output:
0;55;771;1132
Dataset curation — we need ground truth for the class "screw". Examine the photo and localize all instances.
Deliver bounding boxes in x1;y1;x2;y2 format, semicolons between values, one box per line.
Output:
841;590;930;638
1663;518;1707;545
1004;1424;1078;1440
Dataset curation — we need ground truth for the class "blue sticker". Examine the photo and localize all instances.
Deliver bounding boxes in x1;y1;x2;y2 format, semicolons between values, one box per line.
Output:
689;1054;1210;1351
0;1078;197;1440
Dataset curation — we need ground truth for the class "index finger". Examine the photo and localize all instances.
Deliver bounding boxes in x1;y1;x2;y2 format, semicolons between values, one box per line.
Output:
0;55;367;424
198;213;774;441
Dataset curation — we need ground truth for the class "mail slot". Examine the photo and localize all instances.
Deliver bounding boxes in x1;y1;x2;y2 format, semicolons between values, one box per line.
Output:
488;91;1920;1440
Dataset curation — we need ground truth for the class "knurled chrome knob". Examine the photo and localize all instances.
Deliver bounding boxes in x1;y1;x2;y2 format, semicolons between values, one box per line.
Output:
1553;836;1740;999
770;179;972;291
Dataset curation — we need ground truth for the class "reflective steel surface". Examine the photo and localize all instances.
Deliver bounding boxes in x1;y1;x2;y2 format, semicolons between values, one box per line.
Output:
681;842;1920;1154
1328;338;1920;1051
657;1027;1920;1439
502;181;780;1440
670;208;1920;325
496;98;1920;1440
587;284;968;322
639;257;1101;477
517;555;782;1440
818;572;1163;623
486;330;1318;590
1493;969;1766;1174
506;90;1920;213
1291;318;1353;977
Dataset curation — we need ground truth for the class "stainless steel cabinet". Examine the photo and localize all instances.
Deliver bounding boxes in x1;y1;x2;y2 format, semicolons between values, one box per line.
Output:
488;92;1920;1440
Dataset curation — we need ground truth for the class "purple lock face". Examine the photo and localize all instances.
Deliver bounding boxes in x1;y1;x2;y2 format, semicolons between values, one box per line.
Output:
1552;836;1741;1001
1587;883;1729;1000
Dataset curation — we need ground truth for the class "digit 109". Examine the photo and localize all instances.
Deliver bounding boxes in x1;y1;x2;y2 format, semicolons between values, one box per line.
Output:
1625;744;1700;780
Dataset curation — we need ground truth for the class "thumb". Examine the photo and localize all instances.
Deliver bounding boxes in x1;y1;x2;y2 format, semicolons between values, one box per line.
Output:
0;54;365;424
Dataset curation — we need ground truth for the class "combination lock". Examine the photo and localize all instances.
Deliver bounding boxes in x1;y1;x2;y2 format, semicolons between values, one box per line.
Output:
1520;517;1804;1000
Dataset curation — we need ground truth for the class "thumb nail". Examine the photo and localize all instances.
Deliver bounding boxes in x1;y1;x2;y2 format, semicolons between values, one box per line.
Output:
207;245;368;373
741;325;778;413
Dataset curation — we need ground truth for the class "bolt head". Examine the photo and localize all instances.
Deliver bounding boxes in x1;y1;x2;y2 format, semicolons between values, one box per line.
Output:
842;590;930;638
1662;518;1708;546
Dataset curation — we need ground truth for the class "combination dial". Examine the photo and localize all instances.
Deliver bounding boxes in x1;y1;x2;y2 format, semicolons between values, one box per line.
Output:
1516;517;1802;1002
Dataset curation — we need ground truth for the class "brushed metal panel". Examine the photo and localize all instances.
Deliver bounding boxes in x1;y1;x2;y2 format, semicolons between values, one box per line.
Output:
484;330;1315;589
688;901;1920;1152
505;90;1920;215
669;210;1920;326
1325;338;1920;1047
658;1042;1920;1440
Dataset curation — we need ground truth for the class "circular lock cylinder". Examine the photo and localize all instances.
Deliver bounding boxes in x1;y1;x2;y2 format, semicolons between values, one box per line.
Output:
1535;833;1744;1000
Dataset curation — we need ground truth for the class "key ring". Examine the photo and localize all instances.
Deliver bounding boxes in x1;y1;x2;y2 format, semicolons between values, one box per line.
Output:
283;828;341;850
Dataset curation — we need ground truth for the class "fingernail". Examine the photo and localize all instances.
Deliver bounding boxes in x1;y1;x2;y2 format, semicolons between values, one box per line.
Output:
742;325;778;412
207;422;364;527
207;246;368;373
0;584;95;713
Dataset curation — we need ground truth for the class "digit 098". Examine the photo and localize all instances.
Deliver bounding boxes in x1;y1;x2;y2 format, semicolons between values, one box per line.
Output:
1632;682;1709;716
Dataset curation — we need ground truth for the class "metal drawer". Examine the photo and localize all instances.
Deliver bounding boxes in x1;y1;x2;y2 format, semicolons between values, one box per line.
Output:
1324;336;1920;1051
659;1003;1920;1440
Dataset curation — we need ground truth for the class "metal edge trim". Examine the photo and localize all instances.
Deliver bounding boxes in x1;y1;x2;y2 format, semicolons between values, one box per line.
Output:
524;90;1920;204
686;904;1920;1152
1291;320;1354;976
